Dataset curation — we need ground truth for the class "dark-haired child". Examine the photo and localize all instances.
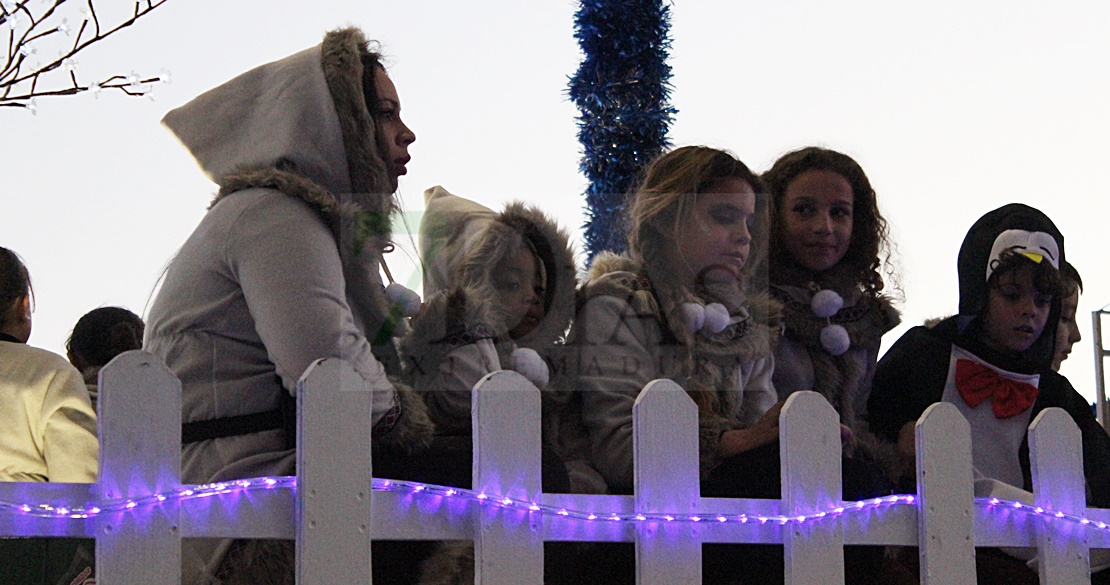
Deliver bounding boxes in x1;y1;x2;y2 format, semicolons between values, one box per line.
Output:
868;203;1110;583
67;306;145;411
762;147;900;453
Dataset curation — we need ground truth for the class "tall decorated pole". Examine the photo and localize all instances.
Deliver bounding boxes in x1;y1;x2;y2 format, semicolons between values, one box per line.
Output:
569;0;676;262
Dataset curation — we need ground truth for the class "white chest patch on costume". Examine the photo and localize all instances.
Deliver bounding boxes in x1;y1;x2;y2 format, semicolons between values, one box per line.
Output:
940;346;1039;488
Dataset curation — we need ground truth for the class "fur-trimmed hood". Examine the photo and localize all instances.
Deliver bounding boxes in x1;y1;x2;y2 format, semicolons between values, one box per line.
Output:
161;27;399;344
419;185;578;348
162;27;392;205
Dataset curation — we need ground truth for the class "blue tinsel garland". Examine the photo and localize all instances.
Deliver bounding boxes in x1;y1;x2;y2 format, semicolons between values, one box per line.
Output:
569;0;677;261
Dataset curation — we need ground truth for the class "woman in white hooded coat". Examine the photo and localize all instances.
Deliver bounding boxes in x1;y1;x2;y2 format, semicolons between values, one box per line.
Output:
146;27;433;584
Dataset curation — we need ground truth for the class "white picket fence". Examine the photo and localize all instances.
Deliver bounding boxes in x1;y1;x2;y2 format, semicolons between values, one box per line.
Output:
2;349;1110;584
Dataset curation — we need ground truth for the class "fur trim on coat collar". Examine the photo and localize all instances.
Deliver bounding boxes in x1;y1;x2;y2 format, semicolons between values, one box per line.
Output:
584;253;783;479
584;252;782;364
772;284;900;352
420;186;578;348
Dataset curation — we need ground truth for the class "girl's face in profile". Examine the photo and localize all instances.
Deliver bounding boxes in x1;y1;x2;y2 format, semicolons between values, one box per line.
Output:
373;70;416;188
981;263;1053;356
493;242;545;339
672;177;756;286
779;169;854;274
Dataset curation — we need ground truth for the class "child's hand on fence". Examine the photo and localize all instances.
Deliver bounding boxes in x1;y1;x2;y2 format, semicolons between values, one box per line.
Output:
719;401;783;457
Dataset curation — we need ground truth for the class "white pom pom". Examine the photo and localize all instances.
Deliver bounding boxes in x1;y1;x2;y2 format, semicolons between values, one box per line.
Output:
679;302;706;333
820;324;851;356
385;283;422;317
510;347;549;388
811;289;844;319
702;303;731;334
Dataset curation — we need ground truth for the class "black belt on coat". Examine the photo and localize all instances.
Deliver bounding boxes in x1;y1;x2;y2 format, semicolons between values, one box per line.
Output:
182;388;296;449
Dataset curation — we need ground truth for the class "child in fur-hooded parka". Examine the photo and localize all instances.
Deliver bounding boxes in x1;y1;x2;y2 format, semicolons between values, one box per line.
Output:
146;27;432;584
398;186;604;585
400;185;604;495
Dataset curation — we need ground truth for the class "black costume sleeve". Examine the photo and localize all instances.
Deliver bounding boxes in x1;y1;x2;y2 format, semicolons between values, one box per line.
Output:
867;325;953;443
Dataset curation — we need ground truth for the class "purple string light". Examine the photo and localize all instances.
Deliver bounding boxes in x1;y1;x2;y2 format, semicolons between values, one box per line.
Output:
1;477;1106;532
0;477;293;519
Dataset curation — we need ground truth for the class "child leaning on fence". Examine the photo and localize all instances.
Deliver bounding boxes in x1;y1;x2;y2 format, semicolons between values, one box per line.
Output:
398;185;604;495
571;146;789;584
572;146;782;495
867;203;1110;584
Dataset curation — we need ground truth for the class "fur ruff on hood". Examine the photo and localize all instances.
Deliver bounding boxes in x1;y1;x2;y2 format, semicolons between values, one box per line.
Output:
401;186;581;431
417;186;578;349
584;252;783;478
164;27;399;348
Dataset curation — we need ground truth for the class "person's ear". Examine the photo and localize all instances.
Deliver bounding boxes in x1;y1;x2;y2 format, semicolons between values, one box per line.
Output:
13;295;32;341
68;348;88;371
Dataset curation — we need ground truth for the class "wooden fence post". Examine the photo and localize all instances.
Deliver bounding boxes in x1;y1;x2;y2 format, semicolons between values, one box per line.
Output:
633;379;701;584
473;370;544;584
780;391;843;584
297;358;373;584
1030;407;1091;584
916;402;976;585
95;350;182;584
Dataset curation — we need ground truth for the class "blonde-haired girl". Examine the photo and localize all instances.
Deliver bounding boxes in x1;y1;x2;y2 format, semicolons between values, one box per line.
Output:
572;145;785;583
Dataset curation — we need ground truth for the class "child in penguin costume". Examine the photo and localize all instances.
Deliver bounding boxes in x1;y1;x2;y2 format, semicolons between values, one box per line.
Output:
868;203;1110;583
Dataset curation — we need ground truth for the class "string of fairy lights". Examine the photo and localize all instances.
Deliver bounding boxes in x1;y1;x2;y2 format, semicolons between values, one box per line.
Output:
3;476;1109;537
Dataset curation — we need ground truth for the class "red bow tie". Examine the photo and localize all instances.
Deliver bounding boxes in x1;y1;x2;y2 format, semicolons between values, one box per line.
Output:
955;359;1039;419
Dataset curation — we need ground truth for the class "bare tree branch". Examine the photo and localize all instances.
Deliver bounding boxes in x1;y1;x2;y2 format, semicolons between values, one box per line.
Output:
1;0;171;110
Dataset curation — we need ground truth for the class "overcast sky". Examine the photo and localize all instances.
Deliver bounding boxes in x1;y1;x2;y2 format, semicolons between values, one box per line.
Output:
5;0;1110;404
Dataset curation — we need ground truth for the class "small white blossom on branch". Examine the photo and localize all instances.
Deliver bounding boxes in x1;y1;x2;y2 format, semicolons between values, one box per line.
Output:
1;0;171;109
